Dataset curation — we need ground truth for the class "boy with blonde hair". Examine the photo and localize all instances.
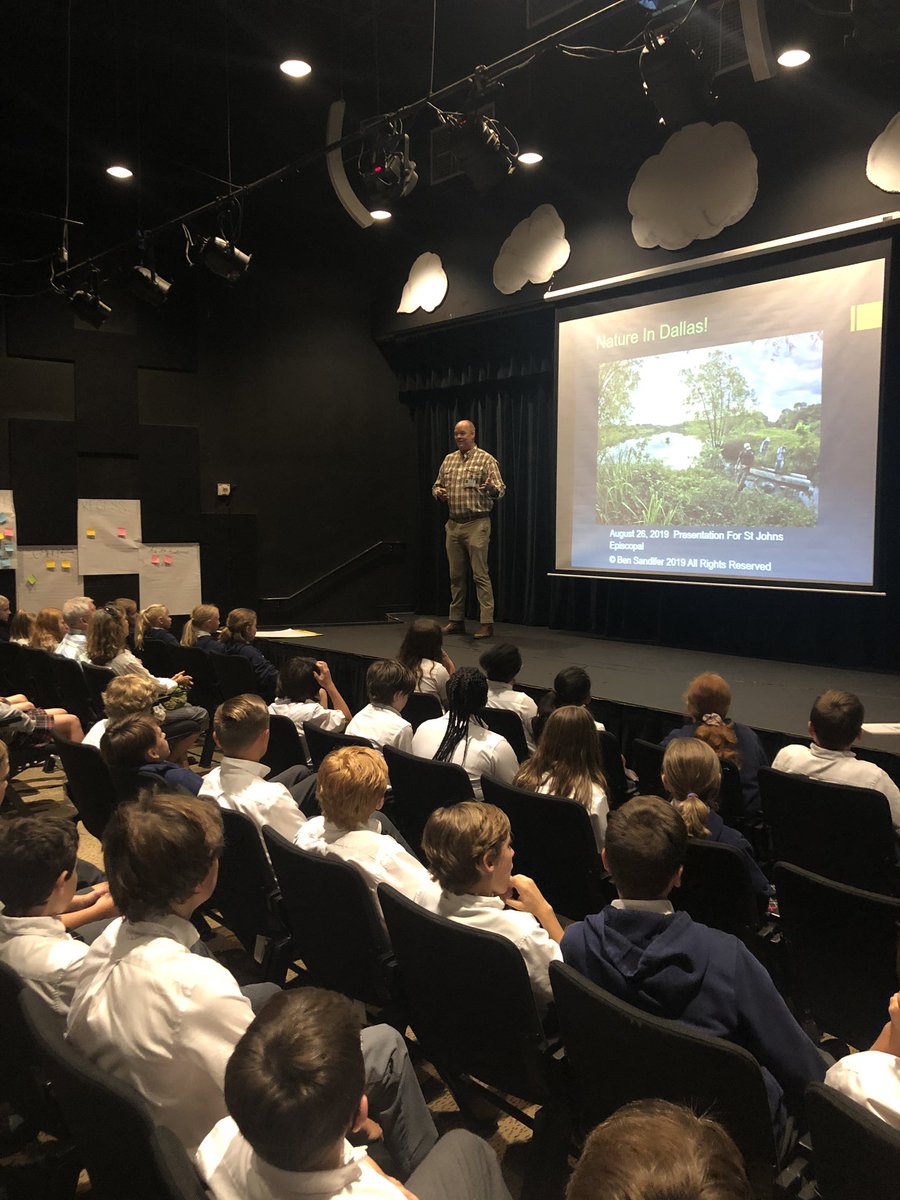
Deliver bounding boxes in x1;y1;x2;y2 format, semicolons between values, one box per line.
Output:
83;673;160;748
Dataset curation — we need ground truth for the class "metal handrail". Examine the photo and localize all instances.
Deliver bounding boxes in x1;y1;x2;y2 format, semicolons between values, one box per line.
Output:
259;540;404;606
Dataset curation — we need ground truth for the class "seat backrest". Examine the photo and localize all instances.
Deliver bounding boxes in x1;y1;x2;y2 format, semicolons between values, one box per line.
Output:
21;646;59;708
0;961;67;1138
137;639;172;678
47;652;97;728
262;714;309;775
479;706;528;763
673;837;761;939
209;650;260;699
631;738;666;797
718;758;746;827
774;861;900;1049
480;773;606;921
264;828;394;1008
82;663;116;714
758;767;895;891
19;988;207;1200
401;691;443;730
0;639;30;695
205;809;288;959
597;729;631;809
379;883;553;1104
304;724;375;770
382;744;475;857
52;734;119;839
549;962;777;1194
805;1081;900;1200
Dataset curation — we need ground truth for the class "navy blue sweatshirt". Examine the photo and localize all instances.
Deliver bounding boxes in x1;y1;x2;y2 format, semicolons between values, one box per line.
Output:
704;811;772;900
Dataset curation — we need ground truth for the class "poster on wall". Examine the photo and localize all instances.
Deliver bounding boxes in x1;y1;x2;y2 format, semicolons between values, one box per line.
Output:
16;547;84;611
139;543;201;615
77;499;142;575
0;489;19;572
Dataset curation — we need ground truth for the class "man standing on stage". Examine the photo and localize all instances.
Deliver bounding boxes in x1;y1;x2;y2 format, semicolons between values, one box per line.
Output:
432;419;505;640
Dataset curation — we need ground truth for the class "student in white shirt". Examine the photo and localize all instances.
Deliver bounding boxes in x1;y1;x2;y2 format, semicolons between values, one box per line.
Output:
411;668;517;799
0;810;117;1015
84;673;196;760
397;617;456;708
67;791;440;1169
269;656;351;743
197;987;511;1200
200;694;313;845
345;660;415;753
294;745;435;907
415;801;563;1015
55;595;95;662
825;990;900;1131
514;706;610;850
479;642;538;753
772;689;900;830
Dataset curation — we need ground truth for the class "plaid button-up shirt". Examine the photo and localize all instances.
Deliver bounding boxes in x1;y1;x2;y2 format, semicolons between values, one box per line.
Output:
432;446;506;521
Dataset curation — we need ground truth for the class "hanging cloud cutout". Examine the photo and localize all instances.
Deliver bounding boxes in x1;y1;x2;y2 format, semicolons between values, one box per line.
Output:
867;112;900;193
397;252;449;314
628;122;758;251
492;204;571;294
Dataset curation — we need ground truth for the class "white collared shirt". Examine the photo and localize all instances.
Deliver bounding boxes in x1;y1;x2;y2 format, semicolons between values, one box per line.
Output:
413;888;561;1014
200;757;307;845
294;817;435;907
55;630;89;663
611;898;675;914
535;779;609;850
411;717;518;799
0;908;89;1016
414;659;450;706
197;1121;406;1200
66;914;254;1155
771;742;900;830
485;681;538;752
345;704;412;753
825;1052;900;1131
268;699;347;735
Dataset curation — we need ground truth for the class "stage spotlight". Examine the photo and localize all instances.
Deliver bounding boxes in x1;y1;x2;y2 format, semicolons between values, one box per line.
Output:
280;58;311;78
441;111;518;192
639;31;715;130
130;264;172;306
106;163;133;179
69;285;111;329
359;119;418;205
199;236;251;282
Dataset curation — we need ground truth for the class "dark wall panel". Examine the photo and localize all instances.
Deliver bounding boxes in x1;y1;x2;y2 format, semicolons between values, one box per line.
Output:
74;339;139;454
200;513;258;616
139;425;201;543
77;454;141;499
10;419;78;544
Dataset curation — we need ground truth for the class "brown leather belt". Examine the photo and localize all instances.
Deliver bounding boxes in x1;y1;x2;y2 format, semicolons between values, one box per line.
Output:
448;513;490;524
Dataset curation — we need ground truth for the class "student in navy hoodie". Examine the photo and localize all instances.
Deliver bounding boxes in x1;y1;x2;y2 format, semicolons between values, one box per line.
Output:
206;608;278;703
100;713;203;796
561;795;825;1147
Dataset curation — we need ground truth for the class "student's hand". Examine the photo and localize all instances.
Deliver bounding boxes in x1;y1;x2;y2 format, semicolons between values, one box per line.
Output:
82;892;118;921
314;660;333;687
67;880;111;911
172;671;193;687
504;874;551;917
440;650;455;671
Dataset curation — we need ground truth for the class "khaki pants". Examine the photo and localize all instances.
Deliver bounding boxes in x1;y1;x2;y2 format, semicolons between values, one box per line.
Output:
446;517;494;623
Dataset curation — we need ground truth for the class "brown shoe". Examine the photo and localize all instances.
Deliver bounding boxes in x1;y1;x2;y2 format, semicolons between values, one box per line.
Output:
441;621;465;635
473;623;494;639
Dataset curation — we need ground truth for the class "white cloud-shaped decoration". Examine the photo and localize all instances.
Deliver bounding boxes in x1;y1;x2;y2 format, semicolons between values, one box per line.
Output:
397;252;448;314
628;122;758;252
867;112;900;193
492;204;571;294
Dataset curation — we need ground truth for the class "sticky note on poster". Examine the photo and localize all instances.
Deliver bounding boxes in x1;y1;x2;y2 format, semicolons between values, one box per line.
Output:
139;544;201;614
45;560;56;570
86;529;96;538
117;527;127;538
151;554;160;565
163;555;173;566
26;574;37;586
61;560;71;570
4;528;14;539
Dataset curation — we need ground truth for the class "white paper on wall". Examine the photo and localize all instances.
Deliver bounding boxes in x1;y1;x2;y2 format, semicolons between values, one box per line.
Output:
16;547;84;611
77;499;143;575
138;544;202;615
0;490;19;573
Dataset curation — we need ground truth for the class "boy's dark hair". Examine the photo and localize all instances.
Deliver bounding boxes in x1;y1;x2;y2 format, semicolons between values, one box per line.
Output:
604;795;687;900
479;642;523;683
366;659;415;706
102;791;224;922
214;694;270;755
275;657;320;704
100;713;160;768
566;1099;751;1200
224;988;365;1172
809;689;864;750
0;813;78;915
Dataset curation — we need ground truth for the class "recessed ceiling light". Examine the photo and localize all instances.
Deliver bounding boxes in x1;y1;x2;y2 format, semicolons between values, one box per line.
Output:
777;48;811;67
106;164;133;179
517;151;543;166
280;59;311;78
369;209;392;221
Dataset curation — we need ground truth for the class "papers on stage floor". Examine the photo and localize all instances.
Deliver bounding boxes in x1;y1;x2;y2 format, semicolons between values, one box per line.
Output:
862;723;900;734
255;628;320;639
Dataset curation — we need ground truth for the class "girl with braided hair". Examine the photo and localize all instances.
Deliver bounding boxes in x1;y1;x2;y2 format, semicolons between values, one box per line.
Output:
411;667;517;798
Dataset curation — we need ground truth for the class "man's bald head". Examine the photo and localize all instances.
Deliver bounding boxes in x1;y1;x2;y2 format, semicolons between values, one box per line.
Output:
454;420;476;453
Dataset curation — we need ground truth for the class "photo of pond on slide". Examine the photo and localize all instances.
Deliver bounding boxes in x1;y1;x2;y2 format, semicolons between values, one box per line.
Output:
596;332;823;527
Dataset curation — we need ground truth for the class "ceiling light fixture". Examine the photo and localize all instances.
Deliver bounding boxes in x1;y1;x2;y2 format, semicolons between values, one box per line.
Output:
106;164;133;179
129;264;172;306
359;118;418;208
517;150;543;166
69;274;112;328
199;236;252;282
439;110;518;191
280;58;311;78
369;208;393;221
776;47;811;67
639;30;715;130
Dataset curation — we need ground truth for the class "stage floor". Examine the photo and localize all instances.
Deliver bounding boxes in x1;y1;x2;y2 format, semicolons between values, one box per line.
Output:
272;617;900;750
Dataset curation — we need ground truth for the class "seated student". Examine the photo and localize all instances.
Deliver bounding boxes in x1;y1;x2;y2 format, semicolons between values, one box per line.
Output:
345;660;415;753
114;596;139;648
416;801;562;1015
825;990;900;1130
181;603;221;649
662;673;768;818
30;606;68;652
197;987;511;1200
84;674;197;767
206;608;279;702
772;689;900;830
0;593;10;641
0;812;118;1015
514;706;609;850
0;692;83;745
411;668;518;799
561;796;825;1141
100;712;203;796
480;642;539;753
532;666;605;744
397;617;456;708
294;746;434;905
199;694;311;843
9;609;35;645
662;737;772;901
56;595;95;661
134;603;179;649
269;656;351;741
68;790;442;1166
566;1099;752;1200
